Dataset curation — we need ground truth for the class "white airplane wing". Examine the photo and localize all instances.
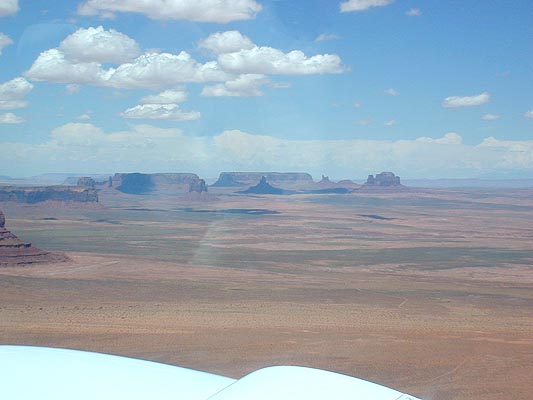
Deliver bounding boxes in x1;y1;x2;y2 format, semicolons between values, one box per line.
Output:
0;346;421;400
206;366;419;400
0;346;234;400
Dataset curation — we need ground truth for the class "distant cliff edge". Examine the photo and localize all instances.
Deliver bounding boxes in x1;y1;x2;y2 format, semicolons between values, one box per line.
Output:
0;186;98;204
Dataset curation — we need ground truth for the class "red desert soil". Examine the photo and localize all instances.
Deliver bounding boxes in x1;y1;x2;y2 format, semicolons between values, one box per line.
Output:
1;188;532;399
1;252;531;400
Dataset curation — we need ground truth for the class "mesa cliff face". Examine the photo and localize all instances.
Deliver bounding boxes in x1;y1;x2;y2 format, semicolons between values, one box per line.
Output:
77;177;96;188
112;173;200;194
365;172;402;187
184;179;215;201
213;172;313;188
189;179;208;193
0;209;69;266
0;186;98;204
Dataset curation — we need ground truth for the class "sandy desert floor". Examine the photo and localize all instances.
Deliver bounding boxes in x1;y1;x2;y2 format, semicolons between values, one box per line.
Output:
1;187;532;399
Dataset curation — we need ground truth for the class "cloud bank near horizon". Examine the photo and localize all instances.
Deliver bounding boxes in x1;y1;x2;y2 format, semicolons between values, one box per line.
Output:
3;123;532;179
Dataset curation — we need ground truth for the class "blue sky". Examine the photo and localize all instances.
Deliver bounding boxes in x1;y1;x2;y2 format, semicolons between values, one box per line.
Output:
0;0;532;179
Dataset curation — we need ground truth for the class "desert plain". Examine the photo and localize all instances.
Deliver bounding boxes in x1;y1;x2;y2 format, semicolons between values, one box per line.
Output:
1;186;532;399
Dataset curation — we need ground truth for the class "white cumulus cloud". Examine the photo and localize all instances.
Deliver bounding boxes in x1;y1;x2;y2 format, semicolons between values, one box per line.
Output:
315;33;340;42
50;122;105;146
121;104;201;121
0;112;24;124
201;74;269;97
0;100;27;110
25;28;346;91
442;92;491;108
122;87;198;120
406;8;422;17
26;48;229;89
210;130;520;177
59;26;140;64
2;124;533;178
25;48;109;85
106;52;230;89
140;88;188;104
66;84;81;95
478;137;533;170
1;123;209;175
340;0;394;13
0;0;19;16
198;30;255;55
416;132;463;145
78;0;262;23
524;110;533;119
384;88;399;96
218;46;345;75
77;113;91;120
0;77;33;100
0;32;13;55
0;77;33;110
482;113;501;121
203;31;346;76
25;26;230;89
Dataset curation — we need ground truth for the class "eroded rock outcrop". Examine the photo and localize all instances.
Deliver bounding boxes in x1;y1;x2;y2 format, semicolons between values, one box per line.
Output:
308;175;359;193
365;172;402;187
189;179;208;193
184;179;215;201
0;186;98;203
77;177;96;188
316;175;337;188
239;177;285;195
0;209;69;266
213;172;313;188
318;175;332;184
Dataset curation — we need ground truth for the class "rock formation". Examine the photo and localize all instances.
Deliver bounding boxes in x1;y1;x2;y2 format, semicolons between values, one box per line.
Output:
64;176;107;186
0;209;69;266
77;177;96;188
111;173;200;194
212;172;313;188
316;175;337;188
184;179;215;201
365;172;402;187
308;175;359;193
0;186;98;203
189;179;208;193
112;173;154;194
239;177;285;195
